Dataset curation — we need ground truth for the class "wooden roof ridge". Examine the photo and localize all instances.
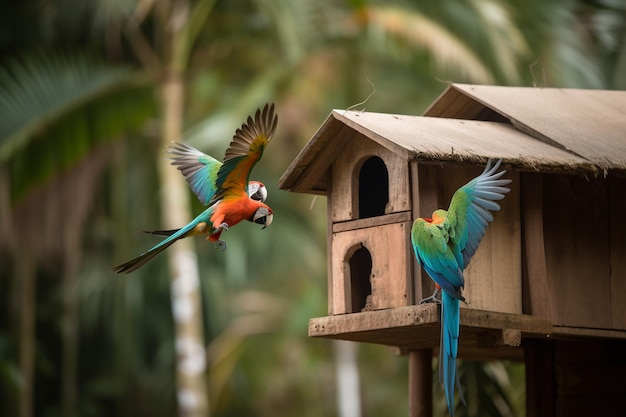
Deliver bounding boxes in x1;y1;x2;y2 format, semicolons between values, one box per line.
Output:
424;84;626;173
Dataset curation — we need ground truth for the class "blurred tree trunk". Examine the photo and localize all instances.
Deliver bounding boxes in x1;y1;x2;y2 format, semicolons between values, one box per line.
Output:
334;341;362;417
17;258;35;417
1;169;35;417
156;1;208;415
61;252;79;417
159;74;209;417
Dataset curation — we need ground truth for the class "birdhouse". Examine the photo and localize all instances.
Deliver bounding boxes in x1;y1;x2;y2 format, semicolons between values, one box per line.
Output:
279;84;626;416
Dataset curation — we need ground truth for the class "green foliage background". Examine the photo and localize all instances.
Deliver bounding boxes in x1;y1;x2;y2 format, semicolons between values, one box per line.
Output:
0;0;624;416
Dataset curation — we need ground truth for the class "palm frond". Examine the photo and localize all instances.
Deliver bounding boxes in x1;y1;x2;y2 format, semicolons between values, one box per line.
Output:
362;5;495;84
0;49;155;199
0;49;145;163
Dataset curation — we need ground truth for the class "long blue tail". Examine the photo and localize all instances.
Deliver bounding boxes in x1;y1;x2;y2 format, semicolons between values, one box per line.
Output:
113;219;200;274
440;291;465;416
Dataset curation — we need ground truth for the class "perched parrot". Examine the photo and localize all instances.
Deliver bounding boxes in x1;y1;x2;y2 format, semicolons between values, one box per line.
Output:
410;159;511;416
113;103;277;274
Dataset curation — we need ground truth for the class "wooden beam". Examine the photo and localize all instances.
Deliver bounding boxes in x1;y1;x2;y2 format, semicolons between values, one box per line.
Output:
409;349;433;417
609;175;626;330
521;173;554;320
332;212;412;233
525;339;555;417
309;305;552;360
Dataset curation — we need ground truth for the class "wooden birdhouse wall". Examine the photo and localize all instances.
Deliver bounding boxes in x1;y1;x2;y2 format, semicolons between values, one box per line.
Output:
412;163;523;315
330;222;412;314
327;134;414;315
521;172;626;331
330;136;411;221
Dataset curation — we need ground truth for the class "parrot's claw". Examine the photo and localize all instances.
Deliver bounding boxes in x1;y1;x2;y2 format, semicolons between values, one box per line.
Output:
217;222;229;232
419;295;441;305
215;240;227;251
419;287;442;305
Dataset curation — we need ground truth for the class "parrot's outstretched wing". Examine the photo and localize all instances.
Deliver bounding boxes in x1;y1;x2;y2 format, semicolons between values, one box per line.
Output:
167;142;222;206
211;103;277;203
168;142;269;204
445;159;511;269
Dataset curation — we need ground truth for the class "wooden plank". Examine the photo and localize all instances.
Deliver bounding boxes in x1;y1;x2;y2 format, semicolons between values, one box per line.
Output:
554;339;626;417
464;167;521;314
332;212;412;233
330;134;411;222
278;112;348;192
409;349;433;417
280;100;605;196
543;174;612;328
555;339;626;396
443;84;626;171
334;110;413;160
330;222;412;314
309;304;553;355
526;339;626;417
525;339;556;417
477;329;522;348
521;173;555;320
337;111;595;173
423;84;509;122
555;397;625;417
413;163;438;303
551;326;626;339
295;124;354;194
327;193;336;315
423;86;479;119
609;175;626;330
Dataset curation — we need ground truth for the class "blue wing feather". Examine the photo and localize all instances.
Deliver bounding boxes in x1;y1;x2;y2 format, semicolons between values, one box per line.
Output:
168;142;221;205
447;159;511;269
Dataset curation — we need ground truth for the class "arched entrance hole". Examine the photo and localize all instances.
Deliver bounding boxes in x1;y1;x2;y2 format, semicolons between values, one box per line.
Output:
345;244;373;313
357;156;389;219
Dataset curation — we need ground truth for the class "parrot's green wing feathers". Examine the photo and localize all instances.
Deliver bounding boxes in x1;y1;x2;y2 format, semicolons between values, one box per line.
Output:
168;142;221;205
445;159;511;268
411;217;465;293
212;103;277;203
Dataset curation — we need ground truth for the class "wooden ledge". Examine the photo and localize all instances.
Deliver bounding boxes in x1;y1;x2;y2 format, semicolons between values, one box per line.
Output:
309;304;553;360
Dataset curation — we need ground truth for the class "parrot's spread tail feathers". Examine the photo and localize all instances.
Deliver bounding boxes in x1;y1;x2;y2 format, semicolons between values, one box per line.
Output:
440;291;464;416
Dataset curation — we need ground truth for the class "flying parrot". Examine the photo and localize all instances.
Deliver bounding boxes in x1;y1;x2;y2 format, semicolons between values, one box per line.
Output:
410;159;511;416
113;103;277;274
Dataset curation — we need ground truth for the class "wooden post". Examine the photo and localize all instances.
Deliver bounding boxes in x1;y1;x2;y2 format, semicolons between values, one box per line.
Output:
525;339;555;417
408;349;432;417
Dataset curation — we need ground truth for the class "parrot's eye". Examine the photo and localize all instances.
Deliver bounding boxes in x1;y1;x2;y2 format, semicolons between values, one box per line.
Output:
252;208;273;229
252;186;267;202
